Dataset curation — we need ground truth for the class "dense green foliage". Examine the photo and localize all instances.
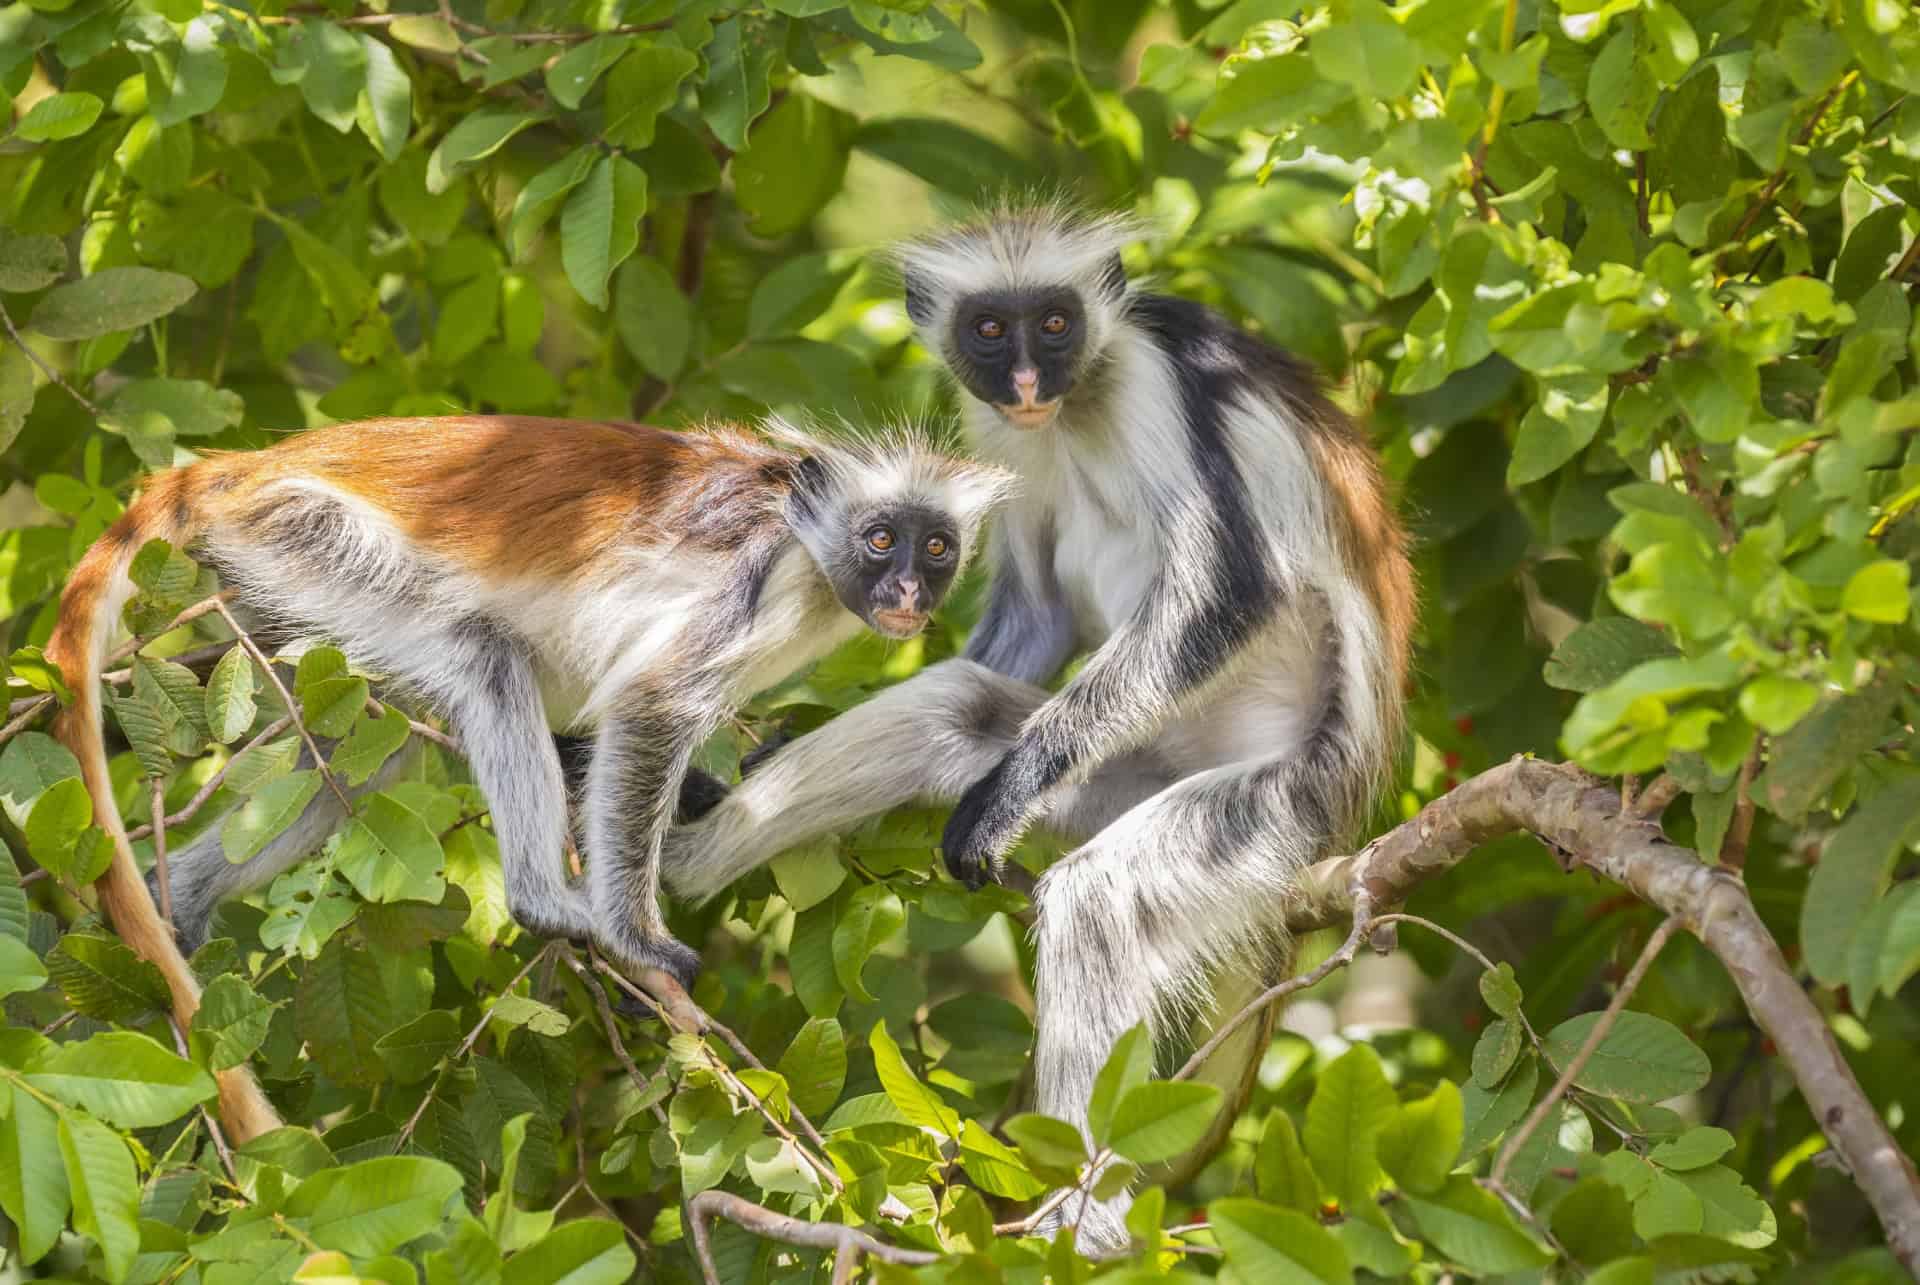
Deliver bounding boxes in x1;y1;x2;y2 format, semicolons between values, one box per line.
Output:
5;0;1920;1279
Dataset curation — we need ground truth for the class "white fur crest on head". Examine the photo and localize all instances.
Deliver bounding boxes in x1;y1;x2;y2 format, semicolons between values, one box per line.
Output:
893;197;1145;349
764;414;1017;547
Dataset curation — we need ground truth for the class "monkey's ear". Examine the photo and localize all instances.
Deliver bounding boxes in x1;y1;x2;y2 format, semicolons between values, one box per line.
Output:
1099;253;1128;299
903;269;936;326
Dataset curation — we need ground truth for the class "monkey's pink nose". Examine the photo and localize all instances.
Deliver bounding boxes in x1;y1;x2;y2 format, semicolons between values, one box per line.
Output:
897;576;923;609
1012;368;1040;407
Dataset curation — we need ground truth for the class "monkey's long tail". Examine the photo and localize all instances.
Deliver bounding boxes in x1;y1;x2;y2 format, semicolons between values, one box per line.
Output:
43;465;283;1144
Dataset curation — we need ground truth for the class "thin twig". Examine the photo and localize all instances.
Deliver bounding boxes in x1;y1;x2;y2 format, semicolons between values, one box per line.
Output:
1491;916;1682;1184
704;1013;838;1163
1633;774;1683;819
0;696;53;747
212;601;353;816
0;299;102;417
1720;741;1763;870
165;1012;240;1186
1723;74;1857;259
126;716;295;842
559;951;670;1123
394;942;557;1153
688;1190;937;1285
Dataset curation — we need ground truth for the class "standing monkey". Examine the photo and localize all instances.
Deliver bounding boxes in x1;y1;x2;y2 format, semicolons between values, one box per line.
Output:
665;204;1415;1246
45;415;1008;1142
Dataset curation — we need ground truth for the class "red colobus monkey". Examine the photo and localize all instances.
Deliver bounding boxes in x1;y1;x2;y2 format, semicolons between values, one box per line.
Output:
664;206;1416;1246
46;415;1009;1142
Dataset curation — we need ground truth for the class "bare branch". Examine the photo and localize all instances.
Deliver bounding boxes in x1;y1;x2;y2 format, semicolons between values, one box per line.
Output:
1288;756;1920;1277
687;1190;937;1285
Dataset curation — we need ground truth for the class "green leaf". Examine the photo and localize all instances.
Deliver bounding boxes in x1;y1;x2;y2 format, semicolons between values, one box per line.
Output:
1842;559;1911;622
1803;770;1920;982
499;1217;633;1285
603;44;699;150
16;91;103;141
222;769;323;864
734;94;857;238
0;1090;69;1264
1311;15;1417;99
285;1156;464;1255
0;838;25;942
1004;1112;1087;1171
1588;25;1657;149
1508;374;1609;486
289;19;366;132
426;108;548;194
852;117;1038;197
45;929;169;1022
699;16;776;151
1479;963;1523;1018
296;647;369;738
1674;1163;1777;1247
23;777;93;874
748;251;858;339
1403;1174;1553;1273
25;1031;217;1127
543;34;625;110
868;1020;958;1138
1106;1080;1223;1165
926;993;1032;1084
1760;681;1899;821
191;974;278;1072
559;155;648;309
508;146;597;262
0;732;81;829
1086;1023;1153;1147
0;227;68;292
374;1008;462;1084
1459;1054;1537;1159
1255;1110;1320;1212
777;1017;847;1119
296;932;394;1086
59;1112;140;1284
1377;1080;1463;1195
768;836;844;913
612;256;691;380
831;883;902;1002
1471;1017;1524;1088
356;34;411;162
958;1119;1047;1198
1304;1043;1397;1209
332;704;411;787
0;345;32;455
134;654;208;743
1209;1196;1354;1285
1649;1125;1736;1171
27;267;196;341
0;933;46;999
1737;675;1819;734
1542;1010;1711;1103
336;793;445;905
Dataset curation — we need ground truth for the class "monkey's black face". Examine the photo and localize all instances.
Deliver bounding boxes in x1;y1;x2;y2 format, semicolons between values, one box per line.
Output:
837;506;962;638
945;288;1087;429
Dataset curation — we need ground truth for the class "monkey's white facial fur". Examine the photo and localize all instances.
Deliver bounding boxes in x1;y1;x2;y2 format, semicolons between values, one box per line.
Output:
897;202;1140;427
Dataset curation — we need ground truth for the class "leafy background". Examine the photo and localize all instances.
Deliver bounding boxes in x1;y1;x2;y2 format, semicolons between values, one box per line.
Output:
4;0;1920;1280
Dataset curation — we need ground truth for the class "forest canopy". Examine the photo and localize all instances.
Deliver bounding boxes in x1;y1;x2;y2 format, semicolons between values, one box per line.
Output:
4;0;1920;1281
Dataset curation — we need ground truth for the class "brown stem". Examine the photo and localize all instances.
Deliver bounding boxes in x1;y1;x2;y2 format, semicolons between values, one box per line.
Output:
687;1190;937;1285
126;715;296;842
212;601;354;816
0;300;102;417
1724;74;1856;258
1721;741;1762;870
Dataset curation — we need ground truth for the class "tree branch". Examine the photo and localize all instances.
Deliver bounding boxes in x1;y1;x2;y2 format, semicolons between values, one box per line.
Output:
1288;756;1920;1278
688;1191;937;1285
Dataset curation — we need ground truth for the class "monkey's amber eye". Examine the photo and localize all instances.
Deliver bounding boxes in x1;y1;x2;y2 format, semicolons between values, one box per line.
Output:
974;317;1005;340
925;535;950;558
866;526;896;553
1041;311;1071;336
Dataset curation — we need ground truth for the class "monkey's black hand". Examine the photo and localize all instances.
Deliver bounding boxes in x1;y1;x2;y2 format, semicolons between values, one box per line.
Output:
942;759;1036;890
738;728;793;778
676;769;731;823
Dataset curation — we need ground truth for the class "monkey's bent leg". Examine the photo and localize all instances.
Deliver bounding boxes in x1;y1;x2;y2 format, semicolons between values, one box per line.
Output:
1029;756;1320;1251
661;660;1176;904
432;634;594;944
156;739;420;952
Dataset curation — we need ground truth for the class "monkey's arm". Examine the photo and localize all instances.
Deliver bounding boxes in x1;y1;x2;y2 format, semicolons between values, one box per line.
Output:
962;523;1075;686
942;521;1282;886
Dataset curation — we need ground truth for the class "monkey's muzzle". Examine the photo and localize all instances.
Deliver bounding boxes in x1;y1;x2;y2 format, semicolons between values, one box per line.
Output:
998;400;1061;429
872;607;929;638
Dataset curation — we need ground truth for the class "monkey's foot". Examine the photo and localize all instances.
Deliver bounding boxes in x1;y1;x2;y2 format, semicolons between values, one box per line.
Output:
738;728;793;778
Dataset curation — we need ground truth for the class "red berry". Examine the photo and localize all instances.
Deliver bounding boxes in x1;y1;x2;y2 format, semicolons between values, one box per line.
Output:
1443;751;1463;771
1454;716;1475;736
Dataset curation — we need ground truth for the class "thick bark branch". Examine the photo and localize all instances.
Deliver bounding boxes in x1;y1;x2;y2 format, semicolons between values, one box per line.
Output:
1291;756;1920;1279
